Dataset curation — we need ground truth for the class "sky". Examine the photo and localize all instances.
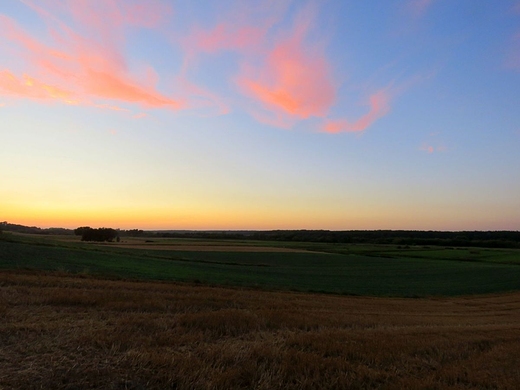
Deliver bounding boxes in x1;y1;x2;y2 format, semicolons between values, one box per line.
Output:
1;0;519;231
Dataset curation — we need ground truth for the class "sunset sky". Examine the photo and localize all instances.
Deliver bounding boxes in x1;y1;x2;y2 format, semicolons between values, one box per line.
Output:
1;0;519;231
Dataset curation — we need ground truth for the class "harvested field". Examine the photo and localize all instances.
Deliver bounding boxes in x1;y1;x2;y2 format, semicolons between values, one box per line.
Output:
2;270;520;389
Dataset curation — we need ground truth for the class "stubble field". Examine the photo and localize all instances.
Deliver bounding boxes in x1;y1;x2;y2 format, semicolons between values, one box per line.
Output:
2;270;520;389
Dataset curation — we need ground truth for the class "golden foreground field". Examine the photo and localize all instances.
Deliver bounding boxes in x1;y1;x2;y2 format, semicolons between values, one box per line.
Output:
1;270;520;389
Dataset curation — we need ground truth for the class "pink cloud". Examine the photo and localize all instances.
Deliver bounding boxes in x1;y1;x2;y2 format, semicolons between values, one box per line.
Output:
320;69;437;135
180;0;290;56
183;24;265;56
132;112;147;119
2;1;405;133
0;70;78;104
246;107;295;129
420;144;435;154
84;69;183;108
0;3;183;110
420;144;446;154
65;0;172;30
22;0;171;45
420;132;447;153
321;90;390;134
93;103;130;112
176;3;287;116
236;10;336;124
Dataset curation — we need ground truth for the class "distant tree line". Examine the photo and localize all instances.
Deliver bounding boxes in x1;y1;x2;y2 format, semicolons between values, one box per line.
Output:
248;230;520;248
74;227;119;242
120;229;145;237
0;222;73;235
2;222;519;248
146;229;520;249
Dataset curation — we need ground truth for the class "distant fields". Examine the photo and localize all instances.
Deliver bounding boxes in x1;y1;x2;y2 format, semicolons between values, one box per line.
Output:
1;232;520;296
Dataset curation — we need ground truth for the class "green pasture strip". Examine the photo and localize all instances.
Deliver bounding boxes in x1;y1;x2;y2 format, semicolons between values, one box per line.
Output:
2;235;520;296
385;247;520;263
271;242;520;264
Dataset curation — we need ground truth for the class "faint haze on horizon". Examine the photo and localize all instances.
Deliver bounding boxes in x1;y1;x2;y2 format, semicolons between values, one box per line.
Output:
1;0;519;231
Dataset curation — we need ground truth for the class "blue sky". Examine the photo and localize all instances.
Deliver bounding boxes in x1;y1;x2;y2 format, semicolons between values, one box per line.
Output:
1;0;519;230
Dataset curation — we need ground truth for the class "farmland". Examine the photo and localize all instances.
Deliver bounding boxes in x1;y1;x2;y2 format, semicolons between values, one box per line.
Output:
1;232;520;296
2;232;520;388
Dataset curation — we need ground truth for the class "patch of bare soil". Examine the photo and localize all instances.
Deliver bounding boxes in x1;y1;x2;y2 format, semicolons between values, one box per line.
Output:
2;270;520;389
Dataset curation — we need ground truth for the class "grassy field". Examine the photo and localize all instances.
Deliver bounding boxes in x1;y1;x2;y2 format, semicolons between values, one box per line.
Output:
2;270;520;389
1;232;520;296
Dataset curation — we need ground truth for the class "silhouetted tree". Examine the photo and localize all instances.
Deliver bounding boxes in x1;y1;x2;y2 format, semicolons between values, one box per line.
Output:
74;226;91;236
76;227;119;242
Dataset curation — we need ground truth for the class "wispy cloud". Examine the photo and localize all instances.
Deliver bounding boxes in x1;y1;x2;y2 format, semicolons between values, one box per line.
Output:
182;24;265;58
1;1;401;133
235;6;336;127
0;2;183;110
320;66;438;135
93;103;130;112
176;77;230;116
321;90;390;134
0;69;78;104
420;132;447;154
63;0;172;31
176;1;289;117
420;144;446;154
179;0;287;58
420;144;435;154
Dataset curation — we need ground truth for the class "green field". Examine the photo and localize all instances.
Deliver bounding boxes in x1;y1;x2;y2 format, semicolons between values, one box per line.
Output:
1;232;520;296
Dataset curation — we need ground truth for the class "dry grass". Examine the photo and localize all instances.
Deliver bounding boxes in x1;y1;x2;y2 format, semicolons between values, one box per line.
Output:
2;270;520;389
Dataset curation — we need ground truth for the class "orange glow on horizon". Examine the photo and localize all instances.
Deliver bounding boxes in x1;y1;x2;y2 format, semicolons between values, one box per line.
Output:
3;198;518;232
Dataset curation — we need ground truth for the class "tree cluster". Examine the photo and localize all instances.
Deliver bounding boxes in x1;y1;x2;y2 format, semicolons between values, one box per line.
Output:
74;227;119;242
